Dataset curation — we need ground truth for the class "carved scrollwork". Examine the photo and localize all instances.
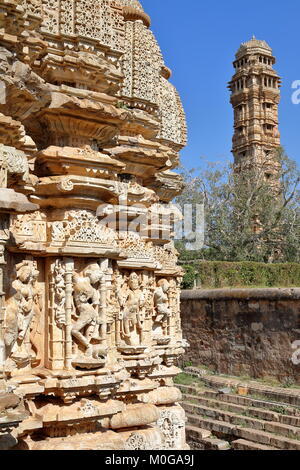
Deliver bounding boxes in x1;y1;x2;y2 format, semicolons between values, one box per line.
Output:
56;178;74;192
125;432;147;450
157;409;185;450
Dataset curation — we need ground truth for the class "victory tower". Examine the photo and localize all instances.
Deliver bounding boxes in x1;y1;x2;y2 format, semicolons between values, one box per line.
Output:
229;37;281;183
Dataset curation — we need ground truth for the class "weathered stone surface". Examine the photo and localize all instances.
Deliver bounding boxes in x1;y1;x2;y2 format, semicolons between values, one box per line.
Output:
181;288;300;384
0;392;20;411
138;386;182;405
110;403;159;429
0;189;38;212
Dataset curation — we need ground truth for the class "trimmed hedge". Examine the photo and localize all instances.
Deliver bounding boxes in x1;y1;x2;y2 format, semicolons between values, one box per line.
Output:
183;261;300;289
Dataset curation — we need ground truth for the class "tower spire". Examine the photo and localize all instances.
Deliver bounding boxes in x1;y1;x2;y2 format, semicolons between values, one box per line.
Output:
228;38;282;184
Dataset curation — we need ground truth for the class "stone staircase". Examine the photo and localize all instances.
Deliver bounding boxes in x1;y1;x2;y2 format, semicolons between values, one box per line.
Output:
178;371;300;450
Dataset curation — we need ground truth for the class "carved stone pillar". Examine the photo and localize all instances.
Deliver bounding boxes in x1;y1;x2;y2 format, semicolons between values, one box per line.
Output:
0;214;9;389
64;258;74;370
48;257;74;371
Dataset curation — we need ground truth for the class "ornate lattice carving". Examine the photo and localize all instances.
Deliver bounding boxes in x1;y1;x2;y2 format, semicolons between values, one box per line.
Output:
22;0;42;16
158;80;186;146
41;0;59;34
118;0;144;12
51;210;117;245
154;243;178;270
60;0;75;36
118;232;154;260
121;20;163;106
41;0;124;52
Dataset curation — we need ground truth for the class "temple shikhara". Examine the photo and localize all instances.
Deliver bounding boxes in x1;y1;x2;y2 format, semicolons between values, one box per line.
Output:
0;0;188;450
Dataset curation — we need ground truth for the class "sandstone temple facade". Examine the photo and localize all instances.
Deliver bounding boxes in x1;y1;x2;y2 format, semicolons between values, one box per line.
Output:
0;0;188;450
229;37;281;183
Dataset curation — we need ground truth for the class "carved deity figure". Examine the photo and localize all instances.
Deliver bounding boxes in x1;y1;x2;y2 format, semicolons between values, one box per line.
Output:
72;263;106;359
53;259;66;327
169;277;182;335
168;278;180;315
154;279;171;324
4;260;39;367
107;269;123;321
120;272;145;346
142;272;155;319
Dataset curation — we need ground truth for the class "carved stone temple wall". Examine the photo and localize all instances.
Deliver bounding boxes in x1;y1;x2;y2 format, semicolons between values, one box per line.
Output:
0;0;188;450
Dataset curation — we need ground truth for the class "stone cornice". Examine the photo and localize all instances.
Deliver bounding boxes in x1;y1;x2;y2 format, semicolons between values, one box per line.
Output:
181;288;300;301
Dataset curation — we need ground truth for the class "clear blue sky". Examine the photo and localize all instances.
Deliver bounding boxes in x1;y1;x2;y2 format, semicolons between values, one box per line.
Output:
142;0;300;170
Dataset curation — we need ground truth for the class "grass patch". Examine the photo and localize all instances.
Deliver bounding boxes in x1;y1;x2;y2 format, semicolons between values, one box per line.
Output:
268;405;291;415
174;372;206;387
256;376;282;387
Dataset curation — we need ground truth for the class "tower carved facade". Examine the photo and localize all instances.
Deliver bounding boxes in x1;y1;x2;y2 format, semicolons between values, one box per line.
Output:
229;37;281;182
0;0;188;450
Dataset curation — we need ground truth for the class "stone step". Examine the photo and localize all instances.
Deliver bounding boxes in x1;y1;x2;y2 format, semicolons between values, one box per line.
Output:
177;384;204;396
185;425;211;440
235;427;300;451
201;375;300;407
186;413;238;436
183;402;300;439
186;413;300;450
179;384;300;426
231;439;277;451
202;390;300;420
186;426;230;450
183;393;280;423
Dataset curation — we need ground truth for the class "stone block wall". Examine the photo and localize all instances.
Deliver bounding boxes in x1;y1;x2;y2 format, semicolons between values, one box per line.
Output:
181;289;300;384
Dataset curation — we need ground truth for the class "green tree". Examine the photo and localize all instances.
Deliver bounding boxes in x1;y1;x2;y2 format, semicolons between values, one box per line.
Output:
175;148;300;264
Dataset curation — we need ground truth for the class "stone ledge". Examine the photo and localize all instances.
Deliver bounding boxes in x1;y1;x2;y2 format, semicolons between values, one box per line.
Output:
181;287;300;301
0;189;38;212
